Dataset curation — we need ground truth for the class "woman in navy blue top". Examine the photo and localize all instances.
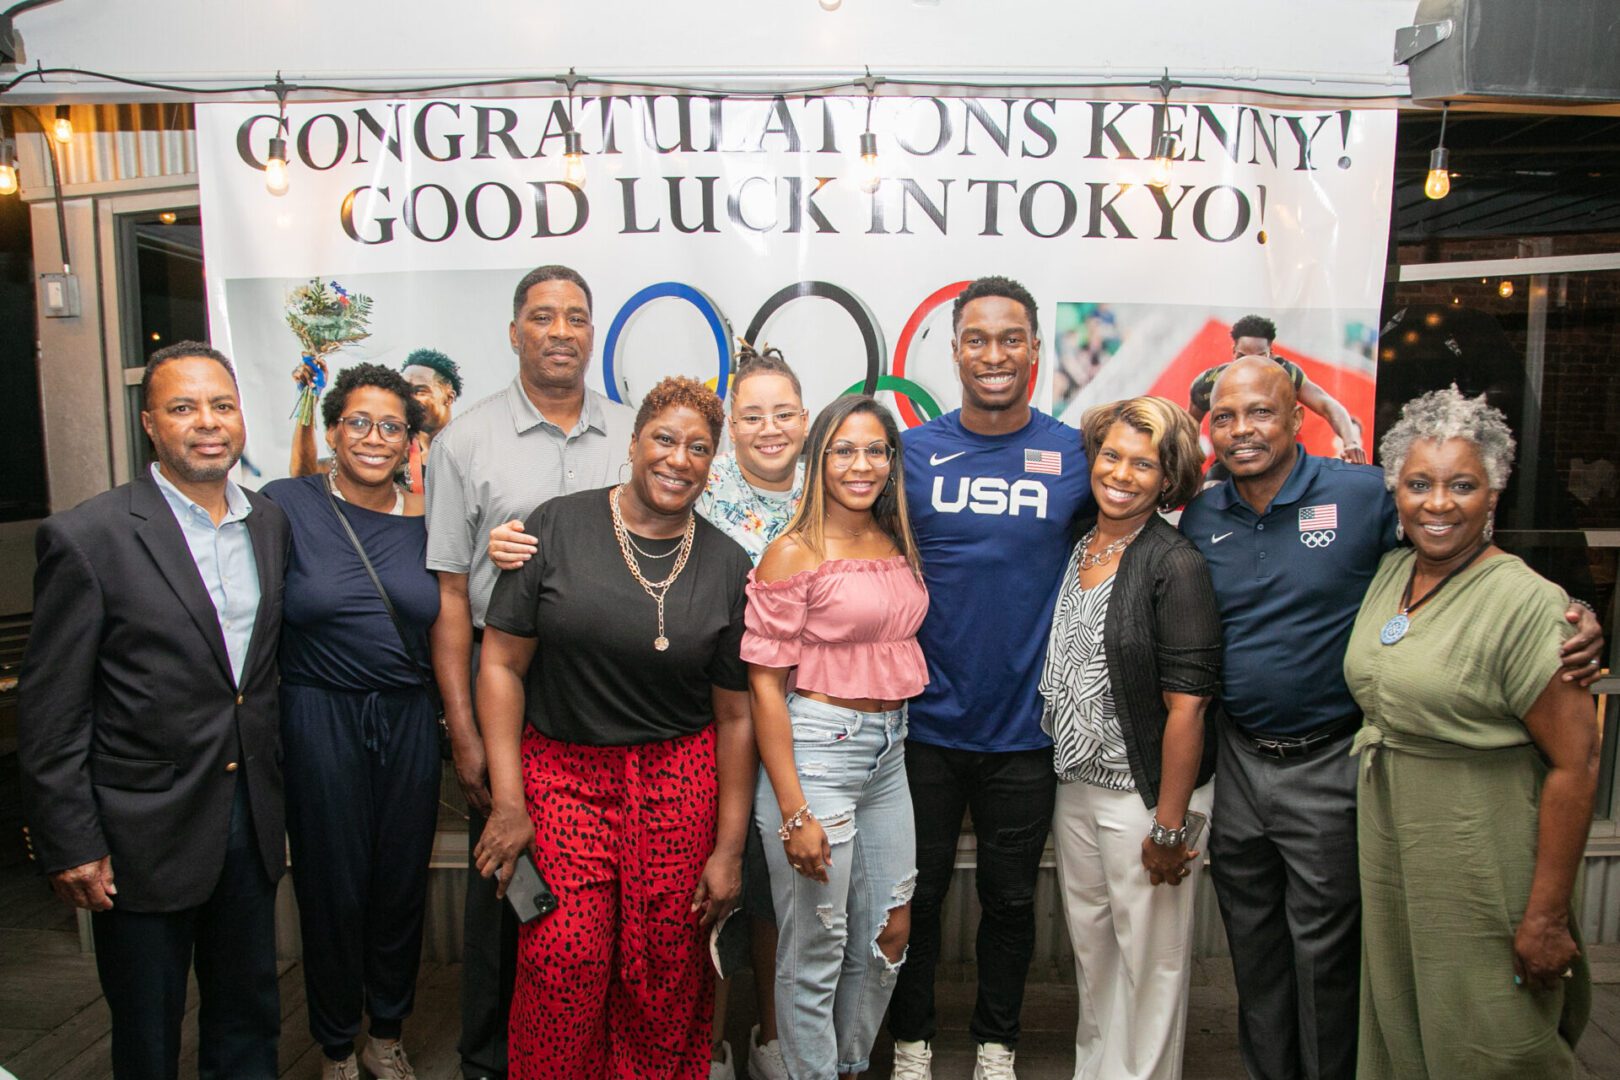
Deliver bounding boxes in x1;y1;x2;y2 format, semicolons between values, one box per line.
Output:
263;363;440;1080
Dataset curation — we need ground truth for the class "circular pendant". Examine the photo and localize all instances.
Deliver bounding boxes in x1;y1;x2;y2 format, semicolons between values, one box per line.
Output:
654;636;670;652
1379;613;1410;646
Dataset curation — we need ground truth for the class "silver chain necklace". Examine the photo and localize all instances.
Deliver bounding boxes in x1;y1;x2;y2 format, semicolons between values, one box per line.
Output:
1077;523;1145;570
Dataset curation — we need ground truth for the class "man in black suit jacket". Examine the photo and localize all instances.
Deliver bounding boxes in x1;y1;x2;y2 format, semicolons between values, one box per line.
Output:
18;342;290;1080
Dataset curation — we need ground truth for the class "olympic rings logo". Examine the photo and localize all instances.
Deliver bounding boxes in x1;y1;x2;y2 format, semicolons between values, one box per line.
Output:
598;279;1034;428
1300;530;1336;548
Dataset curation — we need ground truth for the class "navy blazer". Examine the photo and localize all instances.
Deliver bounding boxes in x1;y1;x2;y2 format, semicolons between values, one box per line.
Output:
18;472;289;912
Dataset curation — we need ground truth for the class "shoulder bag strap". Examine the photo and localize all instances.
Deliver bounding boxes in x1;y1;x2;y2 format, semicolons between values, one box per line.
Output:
324;484;435;694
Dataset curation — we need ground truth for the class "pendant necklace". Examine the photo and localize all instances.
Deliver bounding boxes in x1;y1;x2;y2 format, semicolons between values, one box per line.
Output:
610;485;696;651
1379;539;1491;646
1077;523;1145;570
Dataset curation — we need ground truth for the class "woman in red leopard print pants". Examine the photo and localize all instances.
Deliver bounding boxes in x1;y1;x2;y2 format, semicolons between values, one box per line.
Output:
472;379;757;1079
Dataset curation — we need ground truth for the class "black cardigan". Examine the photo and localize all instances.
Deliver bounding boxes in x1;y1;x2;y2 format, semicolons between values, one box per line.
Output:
1093;514;1223;810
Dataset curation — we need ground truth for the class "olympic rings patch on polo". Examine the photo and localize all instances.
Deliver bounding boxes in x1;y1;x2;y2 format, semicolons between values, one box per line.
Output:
1181;448;1398;739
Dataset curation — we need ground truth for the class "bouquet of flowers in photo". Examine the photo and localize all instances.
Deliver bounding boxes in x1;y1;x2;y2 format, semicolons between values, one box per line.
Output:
285;278;374;424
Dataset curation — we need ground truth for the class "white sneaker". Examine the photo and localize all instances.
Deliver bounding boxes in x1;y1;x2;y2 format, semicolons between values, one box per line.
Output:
891;1038;933;1080
746;1025;789;1080
709;1039;737;1080
321;1054;360;1080
360;1038;417;1080
972;1041;1016;1080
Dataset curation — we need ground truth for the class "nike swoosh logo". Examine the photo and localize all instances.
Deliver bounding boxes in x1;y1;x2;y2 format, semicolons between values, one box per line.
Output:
929;451;966;466
1211;532;1233;544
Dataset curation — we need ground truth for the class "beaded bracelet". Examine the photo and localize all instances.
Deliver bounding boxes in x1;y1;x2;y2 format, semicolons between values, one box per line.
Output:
778;803;815;841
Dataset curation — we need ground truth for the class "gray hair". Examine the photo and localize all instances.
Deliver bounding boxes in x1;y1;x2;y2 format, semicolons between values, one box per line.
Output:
1379;385;1516;491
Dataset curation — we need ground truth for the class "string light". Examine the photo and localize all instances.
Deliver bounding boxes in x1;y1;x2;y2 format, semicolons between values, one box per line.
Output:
0;64;1409;105
264;76;289;196
1498;279;1514;298
562;71;586;188
1424;103;1451;200
51;103;71;143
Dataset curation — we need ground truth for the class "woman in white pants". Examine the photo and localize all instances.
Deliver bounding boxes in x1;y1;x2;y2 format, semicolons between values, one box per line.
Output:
1039;397;1222;1080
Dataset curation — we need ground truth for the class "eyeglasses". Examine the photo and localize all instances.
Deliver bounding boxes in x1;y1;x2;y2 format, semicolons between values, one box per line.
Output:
338;415;408;442
733;409;806;432
824;442;893;466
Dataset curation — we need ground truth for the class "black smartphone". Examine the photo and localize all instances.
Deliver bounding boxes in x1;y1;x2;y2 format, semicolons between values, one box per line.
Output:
506;853;558;924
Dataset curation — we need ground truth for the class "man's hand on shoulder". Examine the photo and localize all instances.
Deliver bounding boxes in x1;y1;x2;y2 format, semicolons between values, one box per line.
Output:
50;855;116;911
489;518;537;571
1560;603;1606;688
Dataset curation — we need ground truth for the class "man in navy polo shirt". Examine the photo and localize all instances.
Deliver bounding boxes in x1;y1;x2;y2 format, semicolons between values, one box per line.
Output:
1182;356;1603;1080
888;276;1093;1080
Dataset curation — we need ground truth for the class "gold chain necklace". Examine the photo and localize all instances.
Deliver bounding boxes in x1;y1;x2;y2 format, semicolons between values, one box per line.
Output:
610;485;696;651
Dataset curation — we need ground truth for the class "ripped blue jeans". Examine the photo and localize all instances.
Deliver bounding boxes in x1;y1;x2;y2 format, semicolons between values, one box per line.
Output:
755;693;918;1079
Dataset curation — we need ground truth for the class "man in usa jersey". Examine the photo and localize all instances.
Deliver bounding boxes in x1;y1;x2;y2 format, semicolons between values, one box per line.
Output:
889;276;1093;1080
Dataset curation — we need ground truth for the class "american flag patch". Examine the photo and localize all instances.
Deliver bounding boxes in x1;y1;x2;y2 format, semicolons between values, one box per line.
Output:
1299;504;1339;531
1024;449;1062;475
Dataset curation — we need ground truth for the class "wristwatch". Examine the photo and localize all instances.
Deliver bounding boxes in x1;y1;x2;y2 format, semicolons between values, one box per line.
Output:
1148;818;1187;847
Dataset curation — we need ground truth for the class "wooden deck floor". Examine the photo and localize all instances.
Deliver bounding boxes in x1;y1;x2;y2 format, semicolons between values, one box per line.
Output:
5;916;1620;1078
4;737;1620;1078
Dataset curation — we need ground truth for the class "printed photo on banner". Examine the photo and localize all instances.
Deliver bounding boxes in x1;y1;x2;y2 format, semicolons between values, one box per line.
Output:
1049;302;1378;467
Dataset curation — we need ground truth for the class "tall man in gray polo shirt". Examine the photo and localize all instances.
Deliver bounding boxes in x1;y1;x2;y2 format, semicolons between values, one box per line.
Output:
427;265;634;1080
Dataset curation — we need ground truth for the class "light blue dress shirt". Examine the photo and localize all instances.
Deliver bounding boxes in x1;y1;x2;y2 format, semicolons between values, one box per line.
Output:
150;463;262;687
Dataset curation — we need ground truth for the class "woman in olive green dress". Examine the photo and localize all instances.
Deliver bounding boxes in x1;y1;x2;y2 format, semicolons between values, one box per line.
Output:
1343;386;1600;1078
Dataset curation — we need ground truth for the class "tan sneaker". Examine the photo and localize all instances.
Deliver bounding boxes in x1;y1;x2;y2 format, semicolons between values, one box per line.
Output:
321;1054;360;1080
972;1041;1016;1080
891;1038;933;1080
746;1024;788;1080
708;1038;736;1080
360;1037;417;1080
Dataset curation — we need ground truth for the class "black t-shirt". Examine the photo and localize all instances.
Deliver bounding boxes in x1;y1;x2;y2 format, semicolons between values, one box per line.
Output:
484;487;752;746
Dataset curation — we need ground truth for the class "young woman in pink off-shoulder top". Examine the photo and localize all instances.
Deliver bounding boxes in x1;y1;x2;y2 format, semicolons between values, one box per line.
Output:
742;393;929;1080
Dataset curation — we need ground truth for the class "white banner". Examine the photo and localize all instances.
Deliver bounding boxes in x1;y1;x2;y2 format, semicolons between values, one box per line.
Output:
196;95;1394;481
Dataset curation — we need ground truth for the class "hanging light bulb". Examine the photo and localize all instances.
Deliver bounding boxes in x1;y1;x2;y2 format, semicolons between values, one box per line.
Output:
52;105;72;144
856;131;881;193
264;134;290;196
263;76;292;197
855;79;881;193
1146;71;1181;189
1148;132;1177;189
559;73;588;188
1424;147;1451;200
1424;104;1451;200
1498;279;1514;299
0;122;16;196
562;129;587;188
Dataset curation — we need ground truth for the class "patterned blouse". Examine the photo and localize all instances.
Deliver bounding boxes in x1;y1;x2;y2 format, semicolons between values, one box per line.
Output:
696;453;805;564
1040;563;1134;791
